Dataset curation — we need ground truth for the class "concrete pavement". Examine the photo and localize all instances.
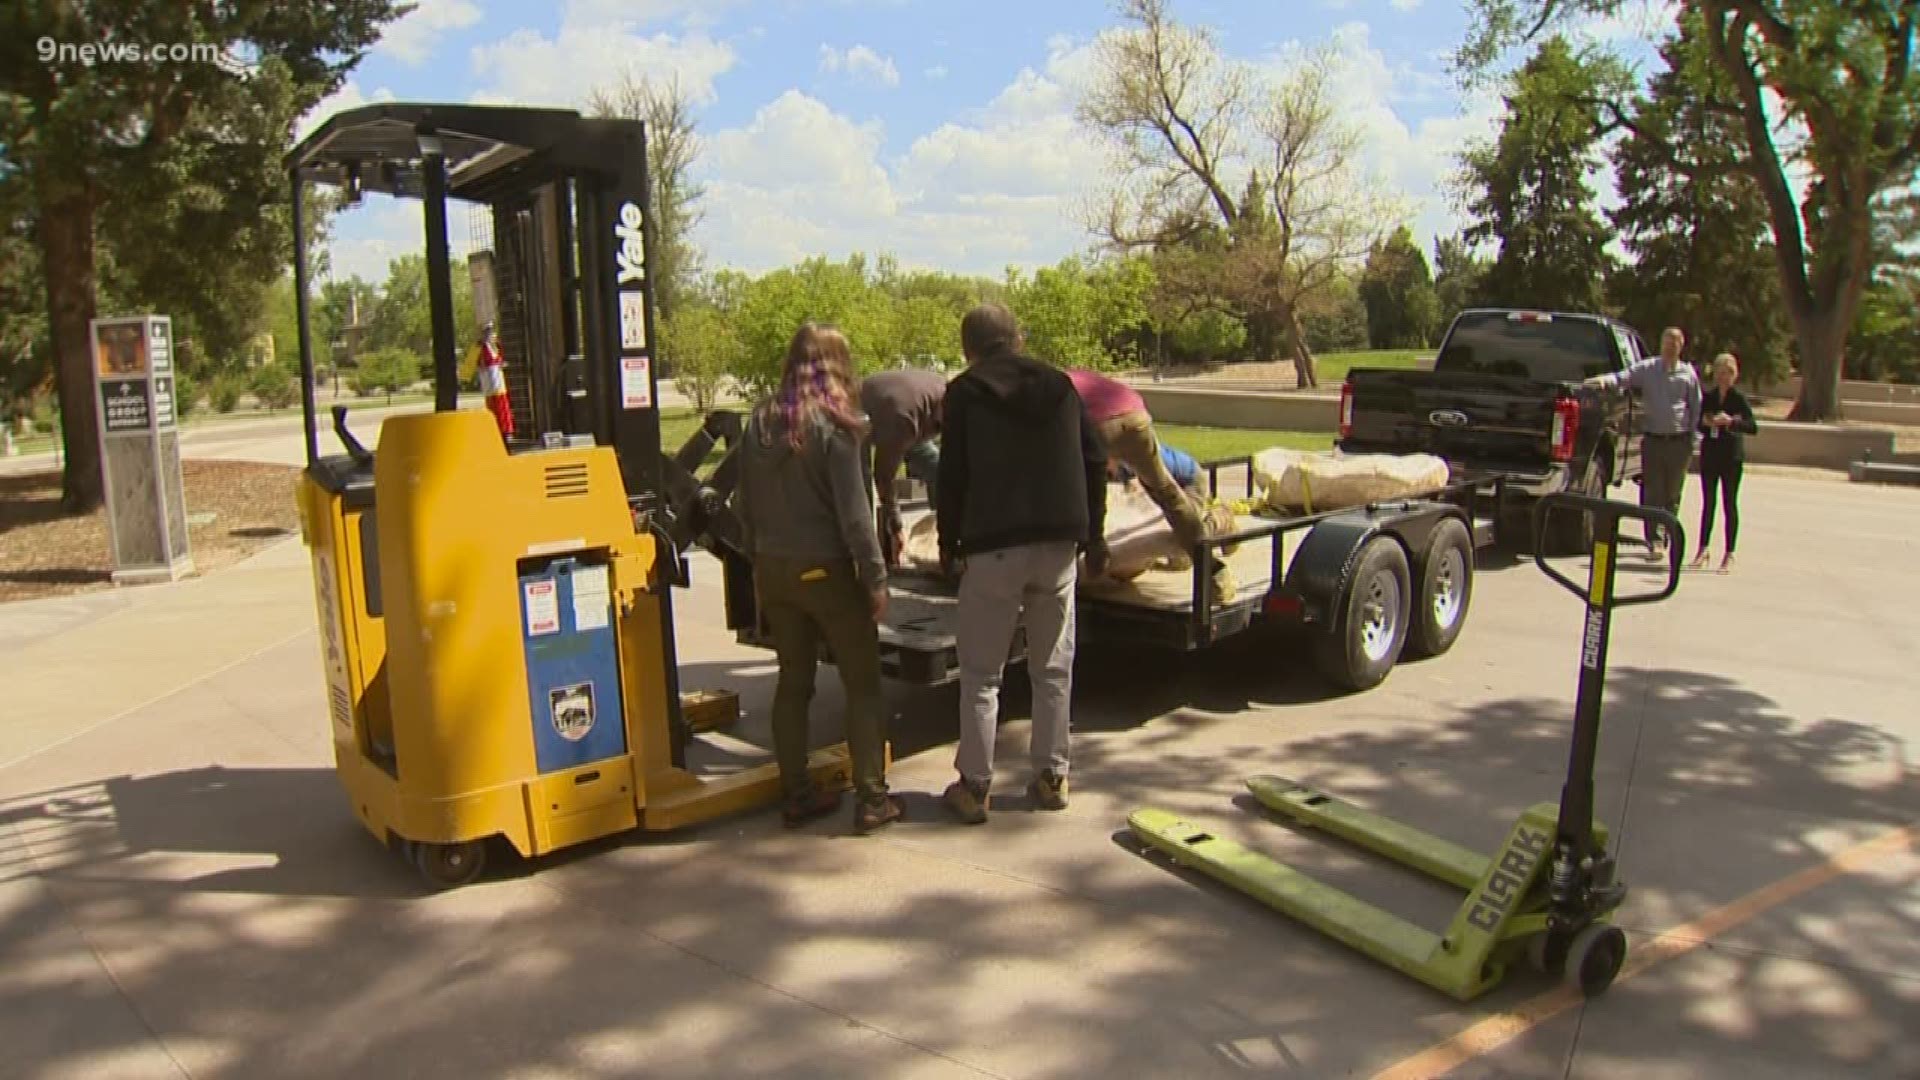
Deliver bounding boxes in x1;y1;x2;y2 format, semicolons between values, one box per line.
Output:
1;438;1915;1076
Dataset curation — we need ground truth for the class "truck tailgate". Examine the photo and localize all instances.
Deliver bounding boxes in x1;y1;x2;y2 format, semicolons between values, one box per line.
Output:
1346;370;1562;464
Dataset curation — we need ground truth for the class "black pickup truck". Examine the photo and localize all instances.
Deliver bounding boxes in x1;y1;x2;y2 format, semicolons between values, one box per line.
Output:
1336;308;1648;554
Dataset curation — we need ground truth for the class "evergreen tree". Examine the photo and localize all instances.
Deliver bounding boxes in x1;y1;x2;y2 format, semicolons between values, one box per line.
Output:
1459;37;1623;313
1607;22;1786;387
1359;225;1442;348
1431;233;1487;324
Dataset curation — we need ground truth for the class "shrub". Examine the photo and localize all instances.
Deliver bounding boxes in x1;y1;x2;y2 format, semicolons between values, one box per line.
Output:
249;362;299;411
208;373;244;413
173;372;200;420
351;349;422;401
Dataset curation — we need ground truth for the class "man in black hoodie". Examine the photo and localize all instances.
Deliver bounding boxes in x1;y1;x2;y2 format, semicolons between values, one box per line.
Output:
935;303;1108;823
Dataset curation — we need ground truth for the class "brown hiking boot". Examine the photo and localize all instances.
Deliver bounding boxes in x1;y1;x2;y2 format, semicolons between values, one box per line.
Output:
780;787;842;828
855;794;905;834
1028;770;1069;811
942;778;989;824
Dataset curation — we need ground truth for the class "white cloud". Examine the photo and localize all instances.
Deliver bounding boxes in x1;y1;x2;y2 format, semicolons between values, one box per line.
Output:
694;43;1109;275
294;81;396;142
1389;0;1424;10
468;0;737;107
323;196;424;286
819;43;901;88
375;0;482;66
925;64;949;81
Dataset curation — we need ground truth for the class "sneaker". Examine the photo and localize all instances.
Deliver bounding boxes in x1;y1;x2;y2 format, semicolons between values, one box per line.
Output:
780;787;842;828
942;778;989;825
855;794;905;834
1028;770;1069;811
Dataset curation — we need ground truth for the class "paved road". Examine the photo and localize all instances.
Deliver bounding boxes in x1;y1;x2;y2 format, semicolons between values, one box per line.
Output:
1;428;1915;1077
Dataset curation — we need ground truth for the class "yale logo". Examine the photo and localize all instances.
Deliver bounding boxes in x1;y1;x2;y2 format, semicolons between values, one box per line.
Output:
615;201;646;284
1466;826;1550;931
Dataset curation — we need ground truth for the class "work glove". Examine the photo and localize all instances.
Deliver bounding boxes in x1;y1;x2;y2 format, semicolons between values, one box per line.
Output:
1084;540;1111;579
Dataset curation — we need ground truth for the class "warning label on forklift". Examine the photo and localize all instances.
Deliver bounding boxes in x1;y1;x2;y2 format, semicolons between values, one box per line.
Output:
573;564;610;631
621;355;652;409
524;579;560;635
549;681;596;741
620;291;648;350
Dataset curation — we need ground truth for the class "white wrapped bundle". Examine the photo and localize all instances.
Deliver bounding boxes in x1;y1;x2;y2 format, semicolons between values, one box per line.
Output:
1253;448;1449;513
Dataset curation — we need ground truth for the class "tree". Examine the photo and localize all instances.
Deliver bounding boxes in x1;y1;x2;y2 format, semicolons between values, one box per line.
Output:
366;254;473;364
1360;225;1442;348
585;72;704;332
661;303;739;412
0;2;402;509
1459;37;1623;313
1078;3;1404;386
1458;1;1920;420
1607;23;1788;388
1431;234;1487;323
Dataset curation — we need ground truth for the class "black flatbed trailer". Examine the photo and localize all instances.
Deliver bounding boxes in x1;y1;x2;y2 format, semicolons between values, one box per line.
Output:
722;456;1515;695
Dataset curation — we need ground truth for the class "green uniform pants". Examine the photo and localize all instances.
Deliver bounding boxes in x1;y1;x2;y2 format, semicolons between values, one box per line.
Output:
755;554;889;803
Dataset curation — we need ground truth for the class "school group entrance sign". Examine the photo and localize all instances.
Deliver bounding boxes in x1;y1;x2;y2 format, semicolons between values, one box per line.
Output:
90;314;193;584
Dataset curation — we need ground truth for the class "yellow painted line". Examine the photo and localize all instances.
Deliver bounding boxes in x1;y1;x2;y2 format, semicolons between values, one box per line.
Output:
1373;823;1915;1080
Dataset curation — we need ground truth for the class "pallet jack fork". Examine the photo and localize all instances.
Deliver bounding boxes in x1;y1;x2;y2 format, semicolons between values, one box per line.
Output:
1129;493;1683;1001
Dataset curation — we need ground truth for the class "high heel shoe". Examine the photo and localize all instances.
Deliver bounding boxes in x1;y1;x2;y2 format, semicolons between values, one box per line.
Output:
1718;552;1735;574
1689;550;1710;570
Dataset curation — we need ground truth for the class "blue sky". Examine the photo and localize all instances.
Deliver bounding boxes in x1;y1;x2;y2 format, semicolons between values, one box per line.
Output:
303;0;1667;285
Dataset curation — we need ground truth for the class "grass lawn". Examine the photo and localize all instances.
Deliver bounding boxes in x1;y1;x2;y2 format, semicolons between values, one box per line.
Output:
1311;348;1427;386
1154;424;1332;462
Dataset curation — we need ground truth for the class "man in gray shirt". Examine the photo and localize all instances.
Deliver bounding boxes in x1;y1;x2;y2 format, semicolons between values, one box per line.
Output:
1583;326;1702;557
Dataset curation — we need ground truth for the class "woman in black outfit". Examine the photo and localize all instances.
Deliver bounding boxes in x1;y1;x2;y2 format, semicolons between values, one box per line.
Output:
1693;352;1758;573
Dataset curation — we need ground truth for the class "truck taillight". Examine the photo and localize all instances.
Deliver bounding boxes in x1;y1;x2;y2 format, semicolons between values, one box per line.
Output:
1339;381;1354;439
1550;396;1580;462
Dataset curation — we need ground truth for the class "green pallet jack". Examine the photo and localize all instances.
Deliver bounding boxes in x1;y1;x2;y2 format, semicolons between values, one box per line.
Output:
1129;492;1682;1001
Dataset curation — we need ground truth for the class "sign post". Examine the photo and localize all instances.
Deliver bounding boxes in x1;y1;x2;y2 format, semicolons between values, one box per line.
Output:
90;314;193;584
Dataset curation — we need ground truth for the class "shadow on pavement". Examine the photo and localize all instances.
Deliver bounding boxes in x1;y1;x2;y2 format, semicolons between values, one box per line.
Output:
0;666;1912;1078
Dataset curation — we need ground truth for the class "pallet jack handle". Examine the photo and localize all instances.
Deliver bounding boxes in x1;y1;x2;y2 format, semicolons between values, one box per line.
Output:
1531;493;1683;608
1530;492;1682;929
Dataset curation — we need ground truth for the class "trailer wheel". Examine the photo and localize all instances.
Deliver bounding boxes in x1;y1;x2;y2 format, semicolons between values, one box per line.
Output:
1406;518;1473;659
1313;537;1409;692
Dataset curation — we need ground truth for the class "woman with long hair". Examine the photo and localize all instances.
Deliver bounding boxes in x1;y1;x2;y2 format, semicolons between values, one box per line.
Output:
730;323;902;833
1692;352;1758;573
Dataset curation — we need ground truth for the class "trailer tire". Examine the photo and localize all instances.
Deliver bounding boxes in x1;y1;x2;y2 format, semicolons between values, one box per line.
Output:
1406;518;1473;659
1313;537;1410;693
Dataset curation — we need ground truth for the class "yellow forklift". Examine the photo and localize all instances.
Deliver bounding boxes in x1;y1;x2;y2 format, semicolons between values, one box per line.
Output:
286;103;856;888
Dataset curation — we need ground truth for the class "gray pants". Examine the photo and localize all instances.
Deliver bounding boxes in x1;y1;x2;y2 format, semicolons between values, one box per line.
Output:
1639;434;1692;547
955;541;1078;789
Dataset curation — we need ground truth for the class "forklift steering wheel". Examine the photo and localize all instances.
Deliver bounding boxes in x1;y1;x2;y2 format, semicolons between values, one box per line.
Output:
1531;492;1681;607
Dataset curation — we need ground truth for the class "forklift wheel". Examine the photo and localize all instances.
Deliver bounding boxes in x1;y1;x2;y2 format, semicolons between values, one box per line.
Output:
1564;923;1627;996
412;839;487;889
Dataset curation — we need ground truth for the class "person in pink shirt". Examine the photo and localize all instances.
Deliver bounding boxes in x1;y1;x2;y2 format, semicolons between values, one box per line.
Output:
1065;367;1206;551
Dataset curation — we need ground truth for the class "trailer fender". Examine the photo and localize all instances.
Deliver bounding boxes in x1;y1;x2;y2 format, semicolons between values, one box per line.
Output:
1283;516;1403;626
